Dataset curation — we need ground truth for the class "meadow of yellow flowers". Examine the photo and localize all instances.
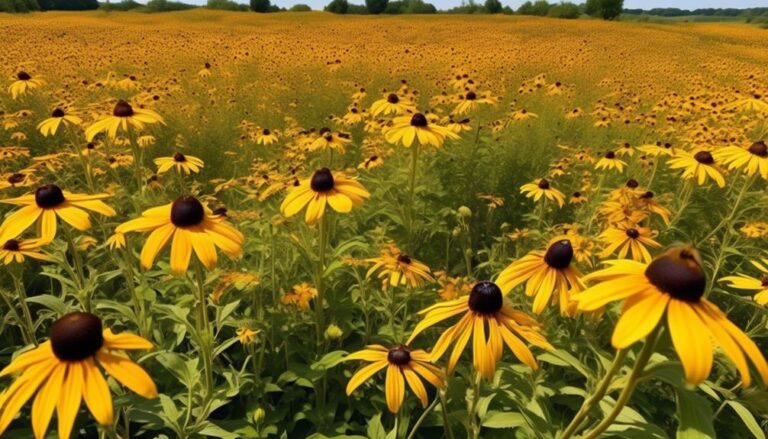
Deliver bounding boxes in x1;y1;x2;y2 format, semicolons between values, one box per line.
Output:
0;8;767;439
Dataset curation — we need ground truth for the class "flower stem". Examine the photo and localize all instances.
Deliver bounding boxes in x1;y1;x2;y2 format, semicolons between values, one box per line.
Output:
63;226;87;307
406;397;440;439
0;284;32;345
582;326;661;439
314;215;329;350
193;259;215;399
468;372;482;439
439;388;456;439
559;349;628;439
10;269;37;346
407;143;420;247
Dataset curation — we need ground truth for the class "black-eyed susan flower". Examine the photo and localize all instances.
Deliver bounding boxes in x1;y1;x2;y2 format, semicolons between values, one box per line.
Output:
720;259;768;306
595;151;626;172
0;312;157;439
496;239;584;315
576;246;768;386
279;168;369;225
154;152;204;175
115;195;244;274
667;150;726;188
8;71;44;100
0;185;115;244
37;108;82;137
309;128;351;152
85;100;164;141
384;113;459;148
254;128;279;145
714;140;768;180
408;281;553;379
598;225;661;263
453;90;497;115
345;345;444;413
365;243;433;289
370;92;415;116
520;178;565;207
281;282;316;311
0;238;50;264
236;326;259;344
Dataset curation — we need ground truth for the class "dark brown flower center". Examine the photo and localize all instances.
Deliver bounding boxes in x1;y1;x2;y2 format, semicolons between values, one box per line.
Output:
113;100;134;117
310;168;335;192
50;312;104;361
537;179;550;190
465;91;477;100
387;346;411;365
694;151;714;164
605;151;616;159
387;93;399;104
410;113;428;127
3;239;20;251
17;71;31;81
262;128;270;135
7;173;25;184
626;228;640;239
51;108;65;118
645;248;705;302
626;179;639;188
35;184;65;208
761;275;768;287
173;152;187;162
468;281;503;315
171;196;205;227
544;239;573;269
748;140;767;157
397;254;412;265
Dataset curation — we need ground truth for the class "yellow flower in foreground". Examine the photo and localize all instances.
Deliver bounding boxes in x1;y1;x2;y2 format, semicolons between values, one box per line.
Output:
0;312;157;439
520;178;565;207
280;168;370;225
408;281;553;379
497;238;584;315
0;238;50;264
714;140;768;180
36;108;82;137
576;246;768;386
384;113;459;148
346;345;444;413
154;152;204;175
720;258;768;306
116;195;244;274
85;100;164;141
365;243;433;289
667;150;726;188
0;184;115;244
8;71;44;100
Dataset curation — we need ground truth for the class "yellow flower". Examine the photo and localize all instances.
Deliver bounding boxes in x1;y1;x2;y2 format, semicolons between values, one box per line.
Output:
8;71;44;99
667;150;726;188
85;100;164;141
370;92;416;116
106;233;126;250
309;128;351;152
365;243;433;289
280;168;370;225
115;195;244;274
576;246;768;386
714;140;768;180
598;225;661;263
384;113;459;148
595;151;626;172
0;185;115;244
154;152;204;175
236;326;259;344
520;178;565;207
346;345;444;413
37;108;82;137
282;282;316;311
0;312;157;439
254;128;279;145
0;238;50;264
720;258;768;306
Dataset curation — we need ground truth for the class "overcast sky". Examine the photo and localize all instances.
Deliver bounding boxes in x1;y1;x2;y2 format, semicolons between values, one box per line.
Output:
152;0;768;11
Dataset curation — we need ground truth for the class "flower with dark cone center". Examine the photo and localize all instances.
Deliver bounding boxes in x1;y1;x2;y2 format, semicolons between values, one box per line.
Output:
397;254;412;265
319;127;331;135
626;179;639;188
387;93;399;104
537;179;550;190
212;207;228;217
204;62;211;69
694;151;715;164
171;196;205;227
3;239;20;251
173;152;187;162
468;281;503;315
573;191;582;198
113;100;134;117
641;191;654;199
17;71;31;81
87;142;95;150
748;140;767;157
645;248;706;302
465;91;477;100
761;275;768;287
8;173;25;184
35;184;65;208
604;151;616;159
50;312;104;362
51;108;65;118
310;168;335;192
387;346;411;366
626;228;640;239
410;113;428;127
544;239;574;269
262;128;270;135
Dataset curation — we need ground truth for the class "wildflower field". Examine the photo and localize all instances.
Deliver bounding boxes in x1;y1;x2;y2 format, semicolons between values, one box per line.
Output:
0;9;767;439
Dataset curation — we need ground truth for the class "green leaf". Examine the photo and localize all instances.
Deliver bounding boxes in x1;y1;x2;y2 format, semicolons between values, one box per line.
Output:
538;349;591;378
676;389;715;439
311;350;348;370
25;294;69;315
366;413;387;439
197;421;238;439
482;411;526;429
726;401;766;439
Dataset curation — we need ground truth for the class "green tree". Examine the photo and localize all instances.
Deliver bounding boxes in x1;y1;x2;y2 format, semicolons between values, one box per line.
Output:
250;0;271;12
484;0;501;13
365;0;387;14
585;0;622;19
547;2;579;18
324;0;348;13
289;3;312;10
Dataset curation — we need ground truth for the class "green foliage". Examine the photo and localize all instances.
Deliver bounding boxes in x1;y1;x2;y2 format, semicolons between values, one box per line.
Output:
289;3;312;11
517;0;550;16
0;0;40;12
365;0;387;14
250;0;270;12
324;0;348;14
207;0;248;11
384;0;435;14
346;2;367;13
100;0;142;11
547;2;579;18
143;0;197;12
484;0;501;14
585;0;622;20
39;0;96;10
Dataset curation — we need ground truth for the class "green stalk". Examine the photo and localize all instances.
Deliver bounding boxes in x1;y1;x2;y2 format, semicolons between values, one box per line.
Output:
193;259;215;399
0;286;32;345
407;143;420;247
406;397;440;439
582;326;661;439
439;388;456;439
314;215;329;350
10;269;37;346
468;372;482;439
559;349;628;439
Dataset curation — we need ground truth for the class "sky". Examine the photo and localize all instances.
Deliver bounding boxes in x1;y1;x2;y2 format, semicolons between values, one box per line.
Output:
152;0;768;11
